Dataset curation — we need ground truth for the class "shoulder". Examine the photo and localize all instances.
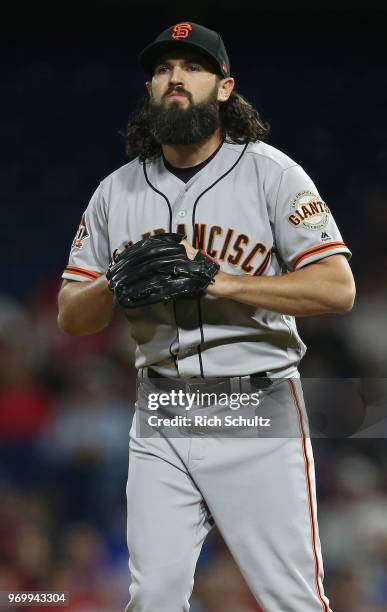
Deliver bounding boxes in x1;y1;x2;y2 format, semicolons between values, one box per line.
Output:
244;141;299;171
99;157;143;196
222;141;298;171
221;142;300;189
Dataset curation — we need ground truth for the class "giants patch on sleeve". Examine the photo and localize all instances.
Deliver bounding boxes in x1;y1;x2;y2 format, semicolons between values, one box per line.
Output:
288;191;331;230
71;213;89;249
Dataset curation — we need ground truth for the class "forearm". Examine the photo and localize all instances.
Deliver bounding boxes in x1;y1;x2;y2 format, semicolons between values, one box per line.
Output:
57;275;114;335
207;256;355;316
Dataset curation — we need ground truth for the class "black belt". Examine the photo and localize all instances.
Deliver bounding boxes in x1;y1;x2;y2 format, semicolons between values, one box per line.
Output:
147;367;272;394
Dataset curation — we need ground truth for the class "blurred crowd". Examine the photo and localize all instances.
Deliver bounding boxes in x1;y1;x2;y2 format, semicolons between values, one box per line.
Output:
0;282;136;610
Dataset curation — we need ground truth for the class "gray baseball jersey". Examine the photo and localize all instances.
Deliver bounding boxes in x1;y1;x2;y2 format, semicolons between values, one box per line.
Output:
62;140;350;378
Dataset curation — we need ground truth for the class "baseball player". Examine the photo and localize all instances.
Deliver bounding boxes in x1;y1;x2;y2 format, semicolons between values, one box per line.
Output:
58;22;356;612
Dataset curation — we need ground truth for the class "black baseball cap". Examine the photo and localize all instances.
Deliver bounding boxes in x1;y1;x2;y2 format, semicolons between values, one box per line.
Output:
139;22;230;78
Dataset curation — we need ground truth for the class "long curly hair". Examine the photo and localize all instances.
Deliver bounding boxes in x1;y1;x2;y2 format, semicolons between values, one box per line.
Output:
122;88;270;161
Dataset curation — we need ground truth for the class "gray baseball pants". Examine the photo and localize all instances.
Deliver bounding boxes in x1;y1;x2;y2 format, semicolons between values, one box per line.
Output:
125;377;332;612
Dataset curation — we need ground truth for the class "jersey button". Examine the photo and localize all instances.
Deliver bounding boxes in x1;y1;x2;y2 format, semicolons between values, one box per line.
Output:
178;210;186;218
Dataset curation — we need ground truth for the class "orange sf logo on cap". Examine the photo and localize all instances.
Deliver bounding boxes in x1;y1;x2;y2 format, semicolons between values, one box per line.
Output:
171;23;192;40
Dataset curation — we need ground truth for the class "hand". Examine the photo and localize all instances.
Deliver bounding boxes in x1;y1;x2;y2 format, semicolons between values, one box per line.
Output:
180;239;233;298
180;239;198;260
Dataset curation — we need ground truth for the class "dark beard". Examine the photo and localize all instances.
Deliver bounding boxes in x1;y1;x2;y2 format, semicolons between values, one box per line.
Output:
147;86;220;145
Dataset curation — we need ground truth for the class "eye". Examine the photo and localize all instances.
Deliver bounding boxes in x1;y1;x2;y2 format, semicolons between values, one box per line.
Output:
187;64;201;72
155;65;169;74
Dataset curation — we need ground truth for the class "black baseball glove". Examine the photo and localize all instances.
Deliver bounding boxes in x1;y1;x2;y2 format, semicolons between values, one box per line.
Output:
106;232;220;308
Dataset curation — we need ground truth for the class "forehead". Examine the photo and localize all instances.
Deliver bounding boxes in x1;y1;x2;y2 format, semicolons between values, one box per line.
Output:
154;49;216;72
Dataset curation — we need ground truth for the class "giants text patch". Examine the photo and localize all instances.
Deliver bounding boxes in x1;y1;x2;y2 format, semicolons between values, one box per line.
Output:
288;191;331;230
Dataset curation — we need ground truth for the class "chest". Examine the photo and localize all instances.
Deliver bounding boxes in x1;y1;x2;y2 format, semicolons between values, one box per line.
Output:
108;166;274;276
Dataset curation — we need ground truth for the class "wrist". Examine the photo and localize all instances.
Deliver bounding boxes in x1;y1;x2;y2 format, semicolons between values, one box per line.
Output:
222;272;242;298
206;271;239;298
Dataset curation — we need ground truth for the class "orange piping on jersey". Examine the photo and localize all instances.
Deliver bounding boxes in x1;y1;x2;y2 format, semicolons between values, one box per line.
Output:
292;241;347;270
64;270;99;280
288;379;330;612
64;265;101;280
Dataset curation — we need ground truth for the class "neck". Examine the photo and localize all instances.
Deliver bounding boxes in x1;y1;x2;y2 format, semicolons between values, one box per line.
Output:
161;129;222;168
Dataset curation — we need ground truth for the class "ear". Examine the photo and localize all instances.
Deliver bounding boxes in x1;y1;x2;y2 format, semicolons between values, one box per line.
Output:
145;81;152;97
217;77;235;102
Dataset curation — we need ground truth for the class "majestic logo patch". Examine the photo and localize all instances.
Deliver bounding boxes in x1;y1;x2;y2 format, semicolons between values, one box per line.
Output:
288;191;331;230
71;213;89;249
320;231;331;242
171;23;192;40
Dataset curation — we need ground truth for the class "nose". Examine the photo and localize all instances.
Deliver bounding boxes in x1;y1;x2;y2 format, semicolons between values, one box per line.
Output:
169;65;185;86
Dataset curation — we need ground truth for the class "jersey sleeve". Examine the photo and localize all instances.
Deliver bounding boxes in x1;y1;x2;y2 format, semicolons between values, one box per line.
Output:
272;164;351;271
62;184;110;282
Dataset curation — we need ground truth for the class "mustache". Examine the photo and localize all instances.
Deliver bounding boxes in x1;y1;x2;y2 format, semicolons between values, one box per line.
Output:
162;86;193;103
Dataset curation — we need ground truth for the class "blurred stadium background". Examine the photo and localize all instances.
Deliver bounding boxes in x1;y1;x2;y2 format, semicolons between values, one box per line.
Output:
1;1;387;610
